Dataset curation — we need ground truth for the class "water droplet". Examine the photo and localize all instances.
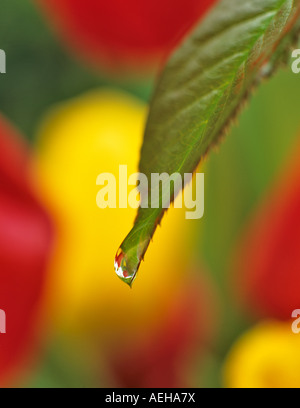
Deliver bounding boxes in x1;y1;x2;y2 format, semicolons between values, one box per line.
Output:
114;248;136;287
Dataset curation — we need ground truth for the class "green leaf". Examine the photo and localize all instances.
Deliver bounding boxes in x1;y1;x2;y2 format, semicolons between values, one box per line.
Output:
115;0;300;287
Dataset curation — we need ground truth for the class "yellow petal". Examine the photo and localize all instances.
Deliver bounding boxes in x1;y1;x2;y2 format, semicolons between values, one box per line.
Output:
224;321;300;388
33;89;192;341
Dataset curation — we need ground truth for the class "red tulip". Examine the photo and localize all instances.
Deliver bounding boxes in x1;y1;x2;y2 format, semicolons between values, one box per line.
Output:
233;142;300;321
36;0;217;70
0;115;53;385
107;274;217;388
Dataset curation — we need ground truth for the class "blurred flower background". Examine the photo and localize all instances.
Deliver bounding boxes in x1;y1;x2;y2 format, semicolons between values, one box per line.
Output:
1;0;300;388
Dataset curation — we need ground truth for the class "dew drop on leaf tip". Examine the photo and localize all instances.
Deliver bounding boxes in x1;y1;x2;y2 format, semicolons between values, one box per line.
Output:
114;248;135;287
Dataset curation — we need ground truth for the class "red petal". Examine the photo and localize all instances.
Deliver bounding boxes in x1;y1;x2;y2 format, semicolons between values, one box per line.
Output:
234;142;300;320
0;116;53;385
36;0;218;69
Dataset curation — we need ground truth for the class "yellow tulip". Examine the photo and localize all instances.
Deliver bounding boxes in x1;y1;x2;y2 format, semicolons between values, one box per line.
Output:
32;89;194;344
224;321;300;388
